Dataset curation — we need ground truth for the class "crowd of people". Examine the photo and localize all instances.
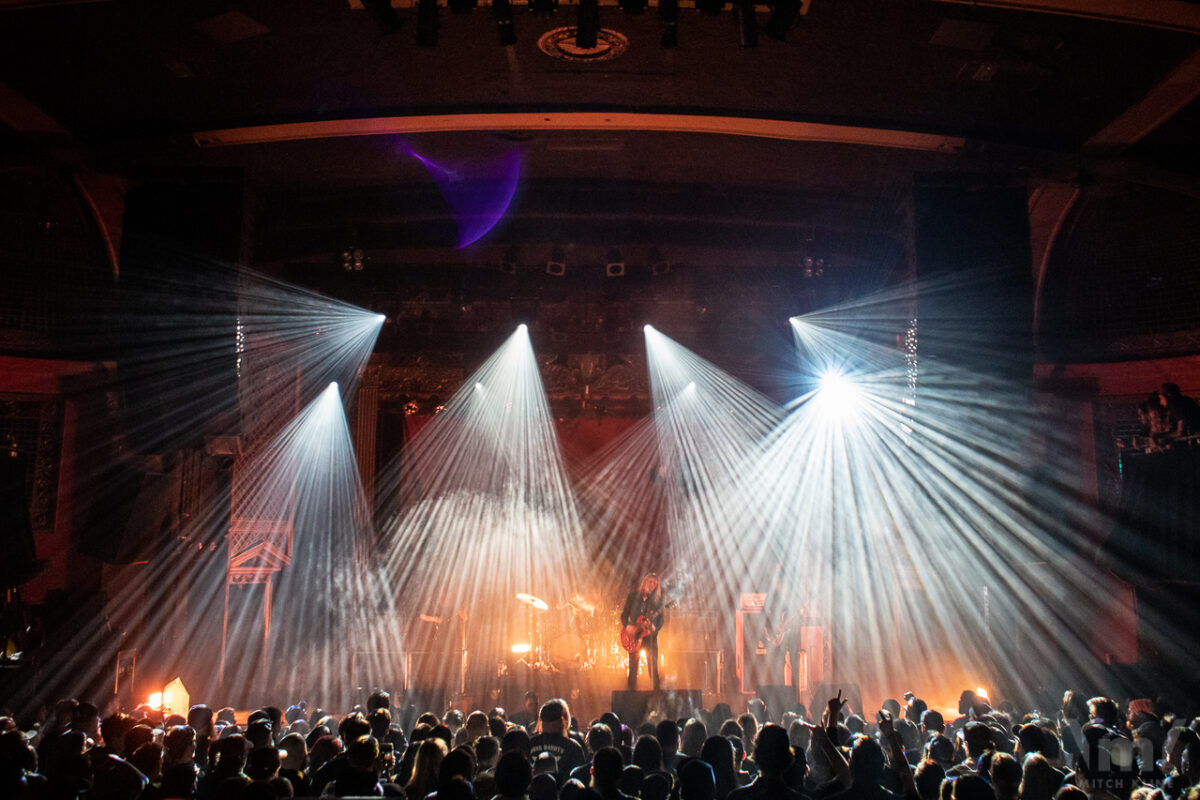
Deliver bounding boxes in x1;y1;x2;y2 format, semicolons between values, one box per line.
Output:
3;686;1198;800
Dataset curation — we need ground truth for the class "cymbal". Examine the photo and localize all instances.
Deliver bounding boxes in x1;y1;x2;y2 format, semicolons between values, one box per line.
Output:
569;594;596;613
516;592;549;611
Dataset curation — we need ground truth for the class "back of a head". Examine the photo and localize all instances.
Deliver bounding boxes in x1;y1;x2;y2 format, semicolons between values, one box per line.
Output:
367;690;391;712
1016;724;1046;756
633;734;663;772
495;749;533;796
100;713;135;751
245;719;272;751
753;724;794;774
953;774;998;800
348;735;380;771
187;705;213;733
923;709;945;734
643;771;671;800
848;734;885;784
368;707;391;739
246;744;281;780
279;732;306;771
129;741;164;781
619;764;645;796
587;723;614;753
162;725;195;762
540;700;568;731
915;759;946;800
1086;697;1118;728
502;726;532;757
927;734;955;767
700;734;734;773
964;722;994;757
475;734;499;766
533;752;558;776
738;713;758;744
447;746;477;780
216;734;248;771
339;712;372;743
592;745;624;787
681;719;708;757
530;771;559;800
989;752;1021;799
656;719;680;751
908;698;929;725
680;758;716;800
436;775;475;800
600;712;622;734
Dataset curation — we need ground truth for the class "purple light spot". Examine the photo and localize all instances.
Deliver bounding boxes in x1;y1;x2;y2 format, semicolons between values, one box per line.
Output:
407;144;522;248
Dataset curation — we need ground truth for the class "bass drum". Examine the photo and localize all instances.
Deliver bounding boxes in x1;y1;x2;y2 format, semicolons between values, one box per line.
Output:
549;633;587;671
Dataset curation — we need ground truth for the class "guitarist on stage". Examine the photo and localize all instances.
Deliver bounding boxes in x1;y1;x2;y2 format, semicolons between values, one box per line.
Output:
621;573;666;690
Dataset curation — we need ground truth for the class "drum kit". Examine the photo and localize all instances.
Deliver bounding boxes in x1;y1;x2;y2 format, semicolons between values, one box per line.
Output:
512;590;623;672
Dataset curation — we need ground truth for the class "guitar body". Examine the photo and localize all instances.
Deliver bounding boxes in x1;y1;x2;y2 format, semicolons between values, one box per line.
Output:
619;600;675;652
621;617;656;653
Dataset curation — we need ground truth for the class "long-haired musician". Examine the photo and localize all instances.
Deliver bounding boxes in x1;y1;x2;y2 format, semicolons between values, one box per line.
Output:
620;573;666;690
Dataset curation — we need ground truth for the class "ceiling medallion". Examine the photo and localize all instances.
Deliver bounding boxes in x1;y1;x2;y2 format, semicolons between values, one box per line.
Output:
538;27;629;62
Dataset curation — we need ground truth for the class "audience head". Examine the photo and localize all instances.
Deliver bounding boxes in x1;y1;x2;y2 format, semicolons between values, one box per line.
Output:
495;750;533;797
680;758;717;800
591;746;624;789
681;718;708;757
530;771;559;800
753;723;793;774
586;723;614;754
539;700;569;735
848;734;885;785
656;719;681;753
914;759;946;800
633;734;664;772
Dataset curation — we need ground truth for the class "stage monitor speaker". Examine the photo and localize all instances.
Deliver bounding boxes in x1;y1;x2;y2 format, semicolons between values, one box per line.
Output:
757;684;799;719
612;690;654;727
612;688;703;726
660;688;703;720
399;688;446;729
406;651;463;692
665;650;719;693
805;682;863;719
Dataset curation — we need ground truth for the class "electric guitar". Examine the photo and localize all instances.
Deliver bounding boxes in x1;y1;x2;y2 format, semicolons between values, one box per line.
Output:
620;599;677;653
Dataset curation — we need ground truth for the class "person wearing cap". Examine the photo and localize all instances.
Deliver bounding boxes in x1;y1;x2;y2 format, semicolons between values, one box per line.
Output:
530;699;585;780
